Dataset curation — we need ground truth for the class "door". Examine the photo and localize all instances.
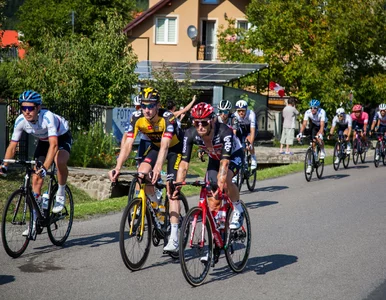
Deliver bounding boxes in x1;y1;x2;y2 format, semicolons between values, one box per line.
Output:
202;20;216;61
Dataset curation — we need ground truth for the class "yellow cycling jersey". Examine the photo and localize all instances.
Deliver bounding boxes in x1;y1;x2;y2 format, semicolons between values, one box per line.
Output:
126;108;182;148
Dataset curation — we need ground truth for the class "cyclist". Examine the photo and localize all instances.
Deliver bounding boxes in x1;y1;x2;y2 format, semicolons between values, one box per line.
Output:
233;99;258;170
172;102;244;235
350;104;369;149
328;108;352;164
370;104;386;160
296;99;327;174
0;90;73;235
217;99;235;127
109;87;183;253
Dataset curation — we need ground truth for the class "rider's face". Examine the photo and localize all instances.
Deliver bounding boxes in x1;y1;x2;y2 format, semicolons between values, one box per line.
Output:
381;110;386;117
193;118;211;136
310;106;318;114
236;109;246;117
141;101;159;120
21;102;39;122
219;110;229;121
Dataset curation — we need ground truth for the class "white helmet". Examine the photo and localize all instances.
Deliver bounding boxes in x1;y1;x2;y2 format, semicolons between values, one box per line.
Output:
379;103;386;110
235;99;248;110
133;95;141;106
336;108;345;115
218;100;232;110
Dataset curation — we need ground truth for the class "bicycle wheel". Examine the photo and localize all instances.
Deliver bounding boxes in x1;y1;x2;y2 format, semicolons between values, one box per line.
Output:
179;206;213;287
1;190;32;258
352;139;359;165
360;142;367;163
119;197;152;271
382;143;386;166
47;185;74;246
342;151;350;169
225;201;251;272
163;192;190;259
333;142;340;171
245;153;257;191
127;176;140;205
236;164;244;191
304;148;313;182
374;141;380;168
315;147;324;179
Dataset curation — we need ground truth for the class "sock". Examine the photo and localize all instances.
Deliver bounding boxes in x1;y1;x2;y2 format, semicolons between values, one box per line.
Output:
233;200;243;214
170;223;179;242
57;184;66;196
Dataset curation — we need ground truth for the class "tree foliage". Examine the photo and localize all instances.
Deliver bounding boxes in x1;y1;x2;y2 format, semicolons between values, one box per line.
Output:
7;13;138;107
218;0;386;114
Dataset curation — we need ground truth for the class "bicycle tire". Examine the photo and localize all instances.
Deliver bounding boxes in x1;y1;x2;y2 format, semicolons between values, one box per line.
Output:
245;153;257;191
119;197;152;271
163;192;189;259
179;206;213;287
342;150;350;169
316;146;324;179
382;142;386;166
225;201;251;273
352;139;359;165
304;148;313;182
360;143;367;163
236;164;244;191
374;141;380;168
1;189;32;258
333;142;340;171
47;185;74;246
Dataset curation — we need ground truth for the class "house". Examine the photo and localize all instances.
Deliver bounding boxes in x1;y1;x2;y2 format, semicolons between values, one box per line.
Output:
123;0;250;62
0;30;25;60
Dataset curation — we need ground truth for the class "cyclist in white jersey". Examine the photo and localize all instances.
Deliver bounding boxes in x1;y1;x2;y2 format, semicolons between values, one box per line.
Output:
328;108;352;163
233;100;258;170
370;104;386;136
217;99;235;127
0;90;72;235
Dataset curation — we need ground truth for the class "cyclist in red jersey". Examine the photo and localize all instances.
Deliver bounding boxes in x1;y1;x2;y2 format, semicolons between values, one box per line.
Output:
350;104;369;148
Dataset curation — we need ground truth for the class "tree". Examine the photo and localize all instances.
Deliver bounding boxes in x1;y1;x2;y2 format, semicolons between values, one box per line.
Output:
0;0;6;28
218;0;386;113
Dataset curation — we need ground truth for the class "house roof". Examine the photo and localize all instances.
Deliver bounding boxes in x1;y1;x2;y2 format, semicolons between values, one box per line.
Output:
135;61;269;84
123;0;173;34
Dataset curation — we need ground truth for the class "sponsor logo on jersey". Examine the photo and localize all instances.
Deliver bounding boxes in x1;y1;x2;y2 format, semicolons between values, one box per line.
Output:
148;125;153;130
144;157;152;163
128;125;133;132
224;135;232;152
163;132;173;139
167;125;174;132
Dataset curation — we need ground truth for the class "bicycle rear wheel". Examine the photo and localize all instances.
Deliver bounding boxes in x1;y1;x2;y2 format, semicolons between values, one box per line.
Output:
304;149;313;182
352;139;360;165
342;151;350;169
236;164;244;191
1;190;32;258
179;206;213;287
374;141;380;168
225;201;251;272
47;185;74;246
333;142;340;171
360;142;367;163
163;192;189;259
316;147;324;179
245;153;257;191
119;197;152;271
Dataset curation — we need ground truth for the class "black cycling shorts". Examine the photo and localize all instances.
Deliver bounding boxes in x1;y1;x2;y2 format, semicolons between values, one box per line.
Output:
34;131;73;161
205;148;244;183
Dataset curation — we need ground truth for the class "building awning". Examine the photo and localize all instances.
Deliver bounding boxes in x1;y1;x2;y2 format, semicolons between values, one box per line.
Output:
135;61;269;84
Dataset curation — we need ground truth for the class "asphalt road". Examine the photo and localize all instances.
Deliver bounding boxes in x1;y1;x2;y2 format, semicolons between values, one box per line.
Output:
1;157;386;300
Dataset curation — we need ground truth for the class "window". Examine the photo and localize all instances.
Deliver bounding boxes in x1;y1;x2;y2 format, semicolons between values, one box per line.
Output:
155;17;177;44
237;20;251;30
201;0;220;4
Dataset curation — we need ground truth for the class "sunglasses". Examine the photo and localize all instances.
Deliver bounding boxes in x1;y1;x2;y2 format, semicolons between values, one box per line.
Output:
141;103;157;109
310;106;319;110
219;110;230;114
21;105;36;112
193;120;210;127
236;109;246;113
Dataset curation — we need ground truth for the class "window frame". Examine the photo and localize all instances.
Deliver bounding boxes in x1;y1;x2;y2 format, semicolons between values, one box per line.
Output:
154;15;179;45
201;0;220;4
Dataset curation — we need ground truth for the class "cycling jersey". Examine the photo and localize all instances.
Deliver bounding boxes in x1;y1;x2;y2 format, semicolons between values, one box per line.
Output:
234;109;256;134
217;113;235;128
11;109;69;142
332;114;352;127
126;108;182;148
350;112;369;125
181;122;242;162
304;108;327;127
373;111;386;126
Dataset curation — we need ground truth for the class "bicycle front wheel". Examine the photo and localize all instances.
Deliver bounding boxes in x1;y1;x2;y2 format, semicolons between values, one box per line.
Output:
316;147;324;179
374;141;380;168
333;142;340;171
127;176;140;205
245;154;257;191
360;143;367;163
304;149;313;182
1;190;32;258
225;201;251;273
342;151;350;169
119;198;152;271
47;185;74;246
179;206;213;287
352;139;360;165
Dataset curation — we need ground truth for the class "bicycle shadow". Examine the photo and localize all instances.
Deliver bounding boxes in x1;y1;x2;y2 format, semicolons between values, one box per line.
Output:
0;275;16;285
255;185;289;193
245;200;278;210
348;165;369;169
319;174;350;180
205;254;298;284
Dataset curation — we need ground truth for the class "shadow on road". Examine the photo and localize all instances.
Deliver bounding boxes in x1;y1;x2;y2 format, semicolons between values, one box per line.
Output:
320;174;350;180
240;185;288;194
246;200;278;210
0;275;15;285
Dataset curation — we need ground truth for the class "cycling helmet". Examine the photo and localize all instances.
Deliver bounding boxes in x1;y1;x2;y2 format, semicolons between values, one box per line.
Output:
235;99;248;110
218;100;232;110
133;95;141;106
19;90;42;105
139;87;160;102
191;102;214;119
336;108;345;115
379;103;386;110
352;104;362;112
309;99;320;108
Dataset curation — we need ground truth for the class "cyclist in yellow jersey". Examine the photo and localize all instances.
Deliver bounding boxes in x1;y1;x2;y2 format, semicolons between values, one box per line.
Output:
109;87;183;252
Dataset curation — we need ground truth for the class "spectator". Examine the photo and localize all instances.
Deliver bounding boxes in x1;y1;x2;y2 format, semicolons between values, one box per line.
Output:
279;98;299;155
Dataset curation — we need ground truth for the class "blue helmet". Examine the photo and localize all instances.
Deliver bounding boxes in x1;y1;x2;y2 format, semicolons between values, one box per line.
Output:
309;99;320;108
19;90;42;105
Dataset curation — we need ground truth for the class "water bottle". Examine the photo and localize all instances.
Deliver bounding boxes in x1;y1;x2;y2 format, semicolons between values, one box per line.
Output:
42;191;49;211
157;205;165;224
34;194;44;214
155;188;163;202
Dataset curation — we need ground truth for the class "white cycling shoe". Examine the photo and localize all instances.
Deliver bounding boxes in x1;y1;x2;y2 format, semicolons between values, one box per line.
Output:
163;239;178;252
53;195;66;213
306;165;312;174
22;221;36;237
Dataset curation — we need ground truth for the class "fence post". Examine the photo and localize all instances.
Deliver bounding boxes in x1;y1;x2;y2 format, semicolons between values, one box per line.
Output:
0;101;6;156
102;107;113;133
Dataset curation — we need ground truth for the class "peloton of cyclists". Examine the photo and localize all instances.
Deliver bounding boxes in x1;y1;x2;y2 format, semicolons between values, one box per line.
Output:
328;108;352;164
297;99;327;174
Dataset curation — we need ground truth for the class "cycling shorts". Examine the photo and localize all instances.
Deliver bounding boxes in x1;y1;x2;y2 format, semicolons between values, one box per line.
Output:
34;131;73;161
205;148;244;182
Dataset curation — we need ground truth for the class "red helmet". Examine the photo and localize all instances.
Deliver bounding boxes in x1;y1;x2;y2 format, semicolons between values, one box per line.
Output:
191;102;214;119
352;104;363;112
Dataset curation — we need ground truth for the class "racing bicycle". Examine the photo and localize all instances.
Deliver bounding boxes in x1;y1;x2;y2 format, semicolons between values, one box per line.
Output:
352;127;368;165
332;133;350;171
235;140;257;191
300;136;324;182
373;132;386;168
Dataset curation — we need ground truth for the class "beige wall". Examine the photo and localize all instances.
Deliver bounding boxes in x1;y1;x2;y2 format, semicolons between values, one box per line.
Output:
129;0;249;62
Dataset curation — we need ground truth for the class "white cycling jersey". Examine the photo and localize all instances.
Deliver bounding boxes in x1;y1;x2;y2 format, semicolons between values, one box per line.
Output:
217;113;235;128
234;110;256;128
332;114;352;127
373;111;386;126
11;109;69;142
304;108;327;127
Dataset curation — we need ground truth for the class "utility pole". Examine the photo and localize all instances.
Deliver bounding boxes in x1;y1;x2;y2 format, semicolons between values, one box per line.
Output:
71;10;75;34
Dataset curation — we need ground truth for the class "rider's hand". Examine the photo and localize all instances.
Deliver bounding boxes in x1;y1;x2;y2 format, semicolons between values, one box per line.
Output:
296;133;302;139
108;169;119;182
36;165;47;178
170;185;181;200
327;134;331;140
151;165;162;185
0;164;7;176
